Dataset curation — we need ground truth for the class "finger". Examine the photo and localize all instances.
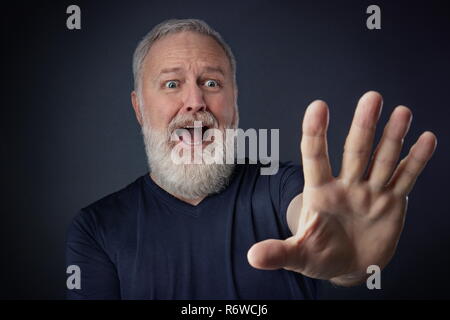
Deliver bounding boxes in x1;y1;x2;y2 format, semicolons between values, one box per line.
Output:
339;91;383;183
248;213;319;271
247;239;290;270
389;131;437;195
247;237;303;271
301;100;333;187
367;106;412;189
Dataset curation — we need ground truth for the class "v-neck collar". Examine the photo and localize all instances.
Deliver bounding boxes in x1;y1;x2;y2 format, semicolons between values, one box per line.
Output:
143;165;241;216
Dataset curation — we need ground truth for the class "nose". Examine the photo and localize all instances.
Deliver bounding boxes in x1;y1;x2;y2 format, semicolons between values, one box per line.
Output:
181;83;206;114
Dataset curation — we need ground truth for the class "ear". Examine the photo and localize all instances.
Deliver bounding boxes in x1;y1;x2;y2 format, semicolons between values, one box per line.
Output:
233;87;239;128
232;107;240;129
131;91;143;126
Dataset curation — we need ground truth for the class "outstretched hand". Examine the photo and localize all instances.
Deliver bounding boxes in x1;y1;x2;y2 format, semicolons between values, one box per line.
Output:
247;91;437;286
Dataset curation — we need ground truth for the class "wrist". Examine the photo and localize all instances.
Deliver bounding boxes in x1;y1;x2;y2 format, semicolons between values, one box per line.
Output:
329;269;368;287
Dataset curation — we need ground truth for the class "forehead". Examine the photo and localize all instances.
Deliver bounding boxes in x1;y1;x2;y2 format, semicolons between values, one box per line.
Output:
143;31;231;75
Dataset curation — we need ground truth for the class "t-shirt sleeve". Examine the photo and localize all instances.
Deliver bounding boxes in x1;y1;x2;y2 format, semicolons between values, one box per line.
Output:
270;163;321;299
65;209;121;299
273;162;304;238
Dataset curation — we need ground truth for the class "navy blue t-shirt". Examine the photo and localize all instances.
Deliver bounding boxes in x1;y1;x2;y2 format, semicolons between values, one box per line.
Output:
65;162;320;299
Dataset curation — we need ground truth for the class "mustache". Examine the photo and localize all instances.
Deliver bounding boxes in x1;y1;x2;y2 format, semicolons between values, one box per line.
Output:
167;111;218;135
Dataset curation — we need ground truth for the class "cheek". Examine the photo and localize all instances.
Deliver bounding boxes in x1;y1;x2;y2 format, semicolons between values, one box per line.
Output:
142;94;179;130
207;94;235;127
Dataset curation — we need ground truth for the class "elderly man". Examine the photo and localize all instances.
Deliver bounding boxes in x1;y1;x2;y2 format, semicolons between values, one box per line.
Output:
65;19;437;299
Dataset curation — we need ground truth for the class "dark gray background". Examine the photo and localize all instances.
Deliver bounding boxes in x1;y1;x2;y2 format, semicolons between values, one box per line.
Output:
2;0;449;299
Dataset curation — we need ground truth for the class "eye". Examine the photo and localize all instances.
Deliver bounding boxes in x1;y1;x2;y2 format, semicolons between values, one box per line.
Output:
165;80;179;89
204;80;219;88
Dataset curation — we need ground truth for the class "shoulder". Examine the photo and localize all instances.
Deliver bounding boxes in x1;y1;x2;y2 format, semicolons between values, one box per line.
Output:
233;160;303;204
69;174;147;235
237;160;302;185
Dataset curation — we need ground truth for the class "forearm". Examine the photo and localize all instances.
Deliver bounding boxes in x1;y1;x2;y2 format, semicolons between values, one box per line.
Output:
329;269;369;287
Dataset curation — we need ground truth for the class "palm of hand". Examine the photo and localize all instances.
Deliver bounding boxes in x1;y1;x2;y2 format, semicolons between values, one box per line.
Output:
288;180;407;281
248;91;436;285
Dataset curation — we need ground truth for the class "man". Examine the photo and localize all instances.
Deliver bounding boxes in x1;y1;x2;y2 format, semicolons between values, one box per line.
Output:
65;19;437;299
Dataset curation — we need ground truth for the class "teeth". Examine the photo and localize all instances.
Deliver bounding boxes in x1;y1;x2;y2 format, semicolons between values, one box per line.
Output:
183;125;207;129
184;140;203;146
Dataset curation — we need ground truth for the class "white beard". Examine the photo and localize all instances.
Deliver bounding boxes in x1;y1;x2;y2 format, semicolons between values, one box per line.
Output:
141;111;235;200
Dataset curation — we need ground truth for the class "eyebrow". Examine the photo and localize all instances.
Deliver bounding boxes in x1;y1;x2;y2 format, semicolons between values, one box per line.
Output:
202;66;225;76
157;66;225;79
158;67;183;77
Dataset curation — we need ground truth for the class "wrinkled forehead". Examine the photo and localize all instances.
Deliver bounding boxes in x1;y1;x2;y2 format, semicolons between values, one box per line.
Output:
142;31;232;78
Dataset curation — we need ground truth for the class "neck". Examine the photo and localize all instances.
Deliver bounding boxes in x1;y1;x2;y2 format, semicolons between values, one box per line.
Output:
150;173;205;206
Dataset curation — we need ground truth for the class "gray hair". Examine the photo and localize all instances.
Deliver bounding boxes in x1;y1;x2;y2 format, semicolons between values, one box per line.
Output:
132;18;237;93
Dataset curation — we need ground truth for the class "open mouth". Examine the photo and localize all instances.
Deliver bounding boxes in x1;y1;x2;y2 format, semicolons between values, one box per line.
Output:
183;124;209;136
176;124;211;146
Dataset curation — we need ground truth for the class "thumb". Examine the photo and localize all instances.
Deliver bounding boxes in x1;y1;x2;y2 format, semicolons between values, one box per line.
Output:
247;238;296;270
